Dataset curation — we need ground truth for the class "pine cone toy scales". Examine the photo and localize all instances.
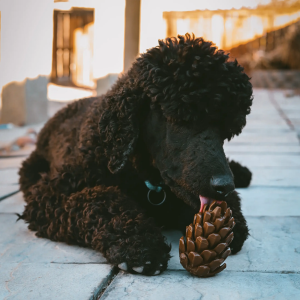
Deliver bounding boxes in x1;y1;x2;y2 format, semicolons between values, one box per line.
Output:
179;200;235;277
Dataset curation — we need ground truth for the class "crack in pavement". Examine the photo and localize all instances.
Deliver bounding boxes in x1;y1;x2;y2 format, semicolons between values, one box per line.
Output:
245;250;252;269
4;262;22;300
50;261;108;265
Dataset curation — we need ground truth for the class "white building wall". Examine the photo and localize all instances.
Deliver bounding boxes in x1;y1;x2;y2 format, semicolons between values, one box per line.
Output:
0;0;53;105
139;0;275;54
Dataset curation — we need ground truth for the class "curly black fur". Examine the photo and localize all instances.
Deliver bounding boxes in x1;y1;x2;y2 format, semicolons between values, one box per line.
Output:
19;34;252;275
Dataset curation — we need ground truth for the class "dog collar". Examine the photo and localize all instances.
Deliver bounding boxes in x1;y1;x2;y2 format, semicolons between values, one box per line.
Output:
145;180;166;206
144;180;162;192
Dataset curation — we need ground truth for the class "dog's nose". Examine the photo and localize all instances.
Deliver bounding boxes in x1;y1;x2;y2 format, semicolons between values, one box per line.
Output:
210;175;235;196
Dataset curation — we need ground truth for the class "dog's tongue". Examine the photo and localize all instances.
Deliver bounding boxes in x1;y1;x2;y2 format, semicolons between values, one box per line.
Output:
199;196;212;213
199;195;222;213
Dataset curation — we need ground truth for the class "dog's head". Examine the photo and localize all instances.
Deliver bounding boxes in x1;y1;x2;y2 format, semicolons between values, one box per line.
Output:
99;34;253;210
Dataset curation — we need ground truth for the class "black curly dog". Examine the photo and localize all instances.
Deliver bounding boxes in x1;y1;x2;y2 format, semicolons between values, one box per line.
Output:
19;34;253;276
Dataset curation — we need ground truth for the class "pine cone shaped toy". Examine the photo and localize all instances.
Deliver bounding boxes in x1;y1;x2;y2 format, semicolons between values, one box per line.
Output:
179;200;235;277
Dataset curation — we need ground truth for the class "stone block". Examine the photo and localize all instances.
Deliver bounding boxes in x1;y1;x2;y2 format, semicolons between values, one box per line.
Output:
283;109;300;119
1;76;48;125
224;144;300;154
101;271;300;300
0;263;113;300
0;185;19;200
0;169;19;185
245;118;289;129
249;167;300;187
226;154;300;168
0;157;25;169
0;213;107;264
165;217;300;272
0;192;23;213
229;132;299;144
238;186;300;216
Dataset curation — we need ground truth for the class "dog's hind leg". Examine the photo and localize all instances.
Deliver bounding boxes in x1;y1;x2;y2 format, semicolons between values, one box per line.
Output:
20;182;171;276
228;159;252;188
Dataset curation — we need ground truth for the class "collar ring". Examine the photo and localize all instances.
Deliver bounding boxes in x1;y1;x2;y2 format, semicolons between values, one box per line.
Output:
147;189;166;206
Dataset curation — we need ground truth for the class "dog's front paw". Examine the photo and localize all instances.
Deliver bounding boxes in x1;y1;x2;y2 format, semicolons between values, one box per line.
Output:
230;222;249;254
118;261;164;275
117;249;170;276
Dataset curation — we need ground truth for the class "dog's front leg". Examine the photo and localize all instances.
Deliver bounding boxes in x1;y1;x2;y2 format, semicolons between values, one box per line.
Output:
225;191;249;254
67;185;171;276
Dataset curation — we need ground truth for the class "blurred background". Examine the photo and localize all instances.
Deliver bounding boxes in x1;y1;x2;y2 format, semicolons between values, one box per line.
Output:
0;0;299;126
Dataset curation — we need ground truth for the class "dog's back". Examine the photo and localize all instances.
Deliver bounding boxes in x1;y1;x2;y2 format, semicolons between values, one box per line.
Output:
19;96;100;193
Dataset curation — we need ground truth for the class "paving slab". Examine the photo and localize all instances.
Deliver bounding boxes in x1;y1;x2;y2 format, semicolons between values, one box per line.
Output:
228;132;299;144
0;263;113;300
271;91;300;107
0;157;25;169
281;109;300;119
165;216;300;272
0;169;19;185
226;153;300;168
0;186;19;200
246;109;281;117
246;113;286;121
251;95;275;105
290;118;300;127
278;103;300;110
238;186;300;216
0;213;107;264
246;111;283;119
245;118;289;129
241;127;291;135
0;192;23;213
250;103;279;114
0;88;299;299
225;144;300;154
101;271;300;300
249;167;300;187
226;126;297;148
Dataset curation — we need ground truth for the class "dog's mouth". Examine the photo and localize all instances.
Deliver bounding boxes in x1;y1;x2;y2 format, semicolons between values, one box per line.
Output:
199;195;223;213
162;172;228;211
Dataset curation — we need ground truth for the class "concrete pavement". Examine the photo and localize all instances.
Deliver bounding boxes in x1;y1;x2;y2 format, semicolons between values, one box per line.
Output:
0;89;300;299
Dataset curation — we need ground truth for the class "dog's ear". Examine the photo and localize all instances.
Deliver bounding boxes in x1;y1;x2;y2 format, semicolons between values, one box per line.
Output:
99;90;140;174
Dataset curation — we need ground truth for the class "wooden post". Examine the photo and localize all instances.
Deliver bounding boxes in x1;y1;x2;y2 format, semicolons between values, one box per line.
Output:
123;0;141;73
